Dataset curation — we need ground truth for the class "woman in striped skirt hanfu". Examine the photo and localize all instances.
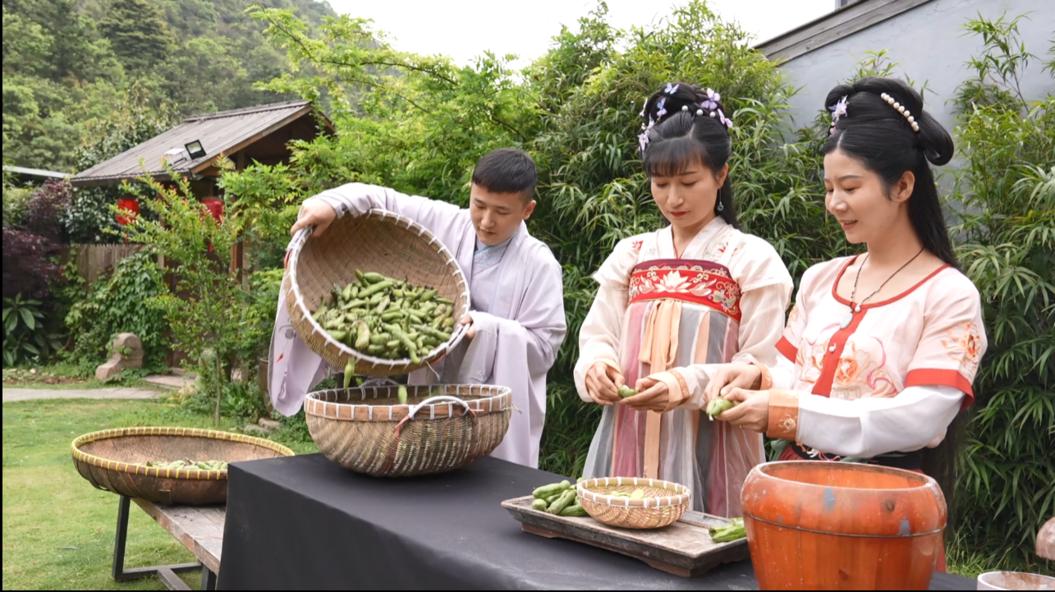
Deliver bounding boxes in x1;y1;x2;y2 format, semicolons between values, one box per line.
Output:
574;82;792;516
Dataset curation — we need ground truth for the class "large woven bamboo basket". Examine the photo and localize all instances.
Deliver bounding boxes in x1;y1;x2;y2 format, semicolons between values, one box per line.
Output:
305;384;511;477
285;209;471;376
71;427;294;505
576;476;691;529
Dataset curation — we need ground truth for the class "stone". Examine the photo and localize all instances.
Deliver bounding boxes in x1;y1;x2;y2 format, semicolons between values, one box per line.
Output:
242;424;270;437
95;333;144;381
257;418;281;431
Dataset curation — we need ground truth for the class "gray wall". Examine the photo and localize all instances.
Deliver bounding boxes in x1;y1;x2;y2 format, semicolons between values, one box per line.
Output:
772;0;1053;133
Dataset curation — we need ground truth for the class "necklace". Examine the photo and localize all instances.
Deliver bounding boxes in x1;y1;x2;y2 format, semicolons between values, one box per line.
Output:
839;247;925;329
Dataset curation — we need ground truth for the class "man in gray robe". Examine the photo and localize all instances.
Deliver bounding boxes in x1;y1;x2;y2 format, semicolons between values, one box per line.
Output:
269;148;566;468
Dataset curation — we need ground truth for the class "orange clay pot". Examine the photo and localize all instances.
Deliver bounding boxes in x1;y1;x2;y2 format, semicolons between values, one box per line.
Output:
741;461;946;590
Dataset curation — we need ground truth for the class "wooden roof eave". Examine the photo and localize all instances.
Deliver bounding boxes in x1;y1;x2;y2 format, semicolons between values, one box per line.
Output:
189;104;316;175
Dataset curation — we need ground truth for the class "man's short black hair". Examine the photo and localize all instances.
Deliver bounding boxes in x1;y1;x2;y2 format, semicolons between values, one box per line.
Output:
471;148;537;199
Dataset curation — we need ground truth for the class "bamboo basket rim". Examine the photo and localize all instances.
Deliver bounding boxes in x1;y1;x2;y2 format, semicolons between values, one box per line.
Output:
70;426;294;481
285;208;471;372
576;476;692;509
304;384;512;423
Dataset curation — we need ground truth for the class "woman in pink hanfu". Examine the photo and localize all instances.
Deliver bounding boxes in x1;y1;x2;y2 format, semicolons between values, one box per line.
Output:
574;83;793;516
707;78;988;487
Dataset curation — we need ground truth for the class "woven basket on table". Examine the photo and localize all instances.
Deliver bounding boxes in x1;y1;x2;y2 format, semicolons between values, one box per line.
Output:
284;209;471;377
576;476;691;529
305;384;511;477
71;427;294;505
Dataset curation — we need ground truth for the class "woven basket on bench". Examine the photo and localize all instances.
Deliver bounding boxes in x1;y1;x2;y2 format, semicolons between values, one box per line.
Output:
284;209;471;376
71;427;294;505
305;384;511;477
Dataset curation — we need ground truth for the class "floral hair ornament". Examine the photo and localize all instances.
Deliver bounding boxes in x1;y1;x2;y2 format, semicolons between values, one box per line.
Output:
696;88;732;129
880;92;920;132
638;128;651;154
828;95;849;135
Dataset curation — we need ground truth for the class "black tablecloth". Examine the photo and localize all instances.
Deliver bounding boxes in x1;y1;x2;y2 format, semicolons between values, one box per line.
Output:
217;453;974;590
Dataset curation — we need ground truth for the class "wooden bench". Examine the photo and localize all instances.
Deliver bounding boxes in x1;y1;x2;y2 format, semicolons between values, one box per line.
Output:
112;495;224;590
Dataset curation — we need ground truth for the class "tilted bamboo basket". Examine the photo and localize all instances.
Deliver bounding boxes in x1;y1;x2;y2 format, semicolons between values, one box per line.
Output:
284;209;471;376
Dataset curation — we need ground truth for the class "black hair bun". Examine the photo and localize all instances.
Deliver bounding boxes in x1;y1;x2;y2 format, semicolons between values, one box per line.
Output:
827;77;954;166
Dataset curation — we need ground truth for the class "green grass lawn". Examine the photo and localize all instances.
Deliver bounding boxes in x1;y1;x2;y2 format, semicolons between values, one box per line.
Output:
2;397;316;590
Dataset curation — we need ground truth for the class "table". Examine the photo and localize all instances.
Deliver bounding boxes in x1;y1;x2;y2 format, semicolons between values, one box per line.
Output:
217;454;974;590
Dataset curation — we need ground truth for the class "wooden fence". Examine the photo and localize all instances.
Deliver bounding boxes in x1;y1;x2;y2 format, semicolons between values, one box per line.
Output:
71;242;246;287
71;243;147;285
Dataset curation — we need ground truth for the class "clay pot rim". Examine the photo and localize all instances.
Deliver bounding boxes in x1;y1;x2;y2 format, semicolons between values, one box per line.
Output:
754;460;940;493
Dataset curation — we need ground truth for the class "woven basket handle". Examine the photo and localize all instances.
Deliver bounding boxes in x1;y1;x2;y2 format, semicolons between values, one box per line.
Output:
391;395;478;444
405;395;474;420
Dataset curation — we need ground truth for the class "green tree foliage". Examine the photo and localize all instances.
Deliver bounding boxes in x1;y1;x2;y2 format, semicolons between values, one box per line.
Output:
949;15;1055;570
240;2;847;474
63;251;170;371
1;0;335;172
119;170;251;423
100;0;174;73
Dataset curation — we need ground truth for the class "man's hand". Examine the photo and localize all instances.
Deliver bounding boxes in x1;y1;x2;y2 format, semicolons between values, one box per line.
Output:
290;199;338;237
460;314;476;339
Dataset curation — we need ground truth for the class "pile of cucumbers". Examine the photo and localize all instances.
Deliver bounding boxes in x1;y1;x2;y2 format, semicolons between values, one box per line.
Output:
530;480;588;517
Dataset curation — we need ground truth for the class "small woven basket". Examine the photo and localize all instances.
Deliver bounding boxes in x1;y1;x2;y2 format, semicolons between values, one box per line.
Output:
71;427;294;505
576;476;691;529
305;383;511;477
285;209;471;376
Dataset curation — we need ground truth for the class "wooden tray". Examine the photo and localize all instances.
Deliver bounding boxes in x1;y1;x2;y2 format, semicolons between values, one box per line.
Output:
501;495;748;577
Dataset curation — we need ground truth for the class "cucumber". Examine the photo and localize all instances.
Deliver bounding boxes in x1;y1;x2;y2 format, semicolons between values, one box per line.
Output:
547;489;577;515
559;504;588;517
532;480;571;499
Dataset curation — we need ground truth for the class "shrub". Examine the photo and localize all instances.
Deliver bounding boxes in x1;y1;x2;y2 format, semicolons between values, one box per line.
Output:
949;14;1055;569
3;294;63;366
64;250;170;371
1;227;63;299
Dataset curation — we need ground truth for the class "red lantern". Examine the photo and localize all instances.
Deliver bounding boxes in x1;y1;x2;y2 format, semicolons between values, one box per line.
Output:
201;197;224;223
115;197;140;225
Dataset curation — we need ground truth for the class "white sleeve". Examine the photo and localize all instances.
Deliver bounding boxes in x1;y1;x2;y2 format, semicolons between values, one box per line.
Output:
573;238;638;403
308;182;464;227
573;281;626;403
770;354;797;390
796;385;964;457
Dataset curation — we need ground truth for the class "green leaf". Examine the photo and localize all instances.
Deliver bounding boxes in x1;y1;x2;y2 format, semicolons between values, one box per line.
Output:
19;308;36;331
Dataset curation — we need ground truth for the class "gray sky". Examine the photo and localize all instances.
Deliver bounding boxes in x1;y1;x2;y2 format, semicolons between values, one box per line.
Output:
325;0;835;68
